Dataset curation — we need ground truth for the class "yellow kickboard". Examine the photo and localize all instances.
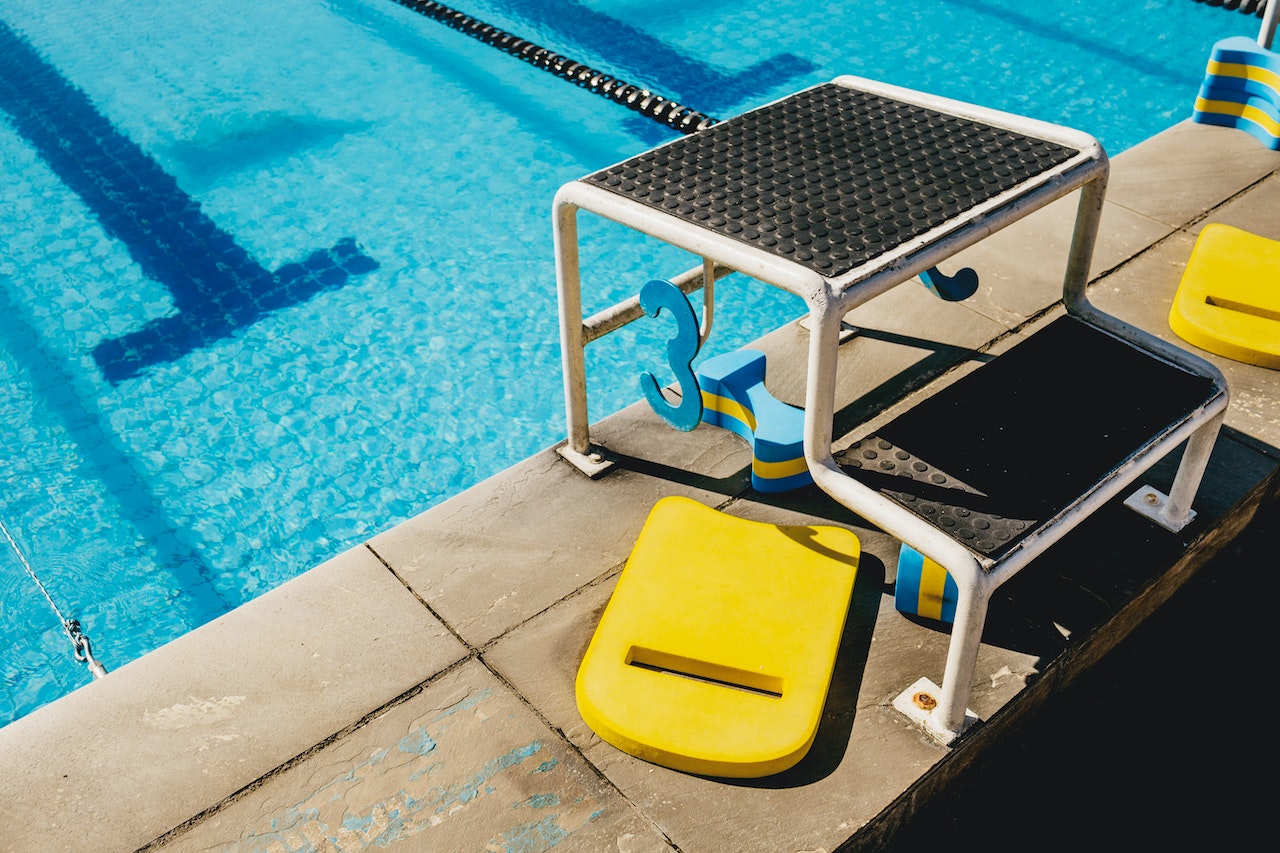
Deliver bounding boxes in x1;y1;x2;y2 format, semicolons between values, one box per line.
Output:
575;496;859;778
1170;223;1280;369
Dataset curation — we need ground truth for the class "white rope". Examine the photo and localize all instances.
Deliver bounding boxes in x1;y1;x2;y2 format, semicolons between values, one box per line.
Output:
1;519;107;677
1;519;69;625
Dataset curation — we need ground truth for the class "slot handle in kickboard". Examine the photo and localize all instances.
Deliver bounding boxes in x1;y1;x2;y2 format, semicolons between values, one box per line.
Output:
626;645;783;698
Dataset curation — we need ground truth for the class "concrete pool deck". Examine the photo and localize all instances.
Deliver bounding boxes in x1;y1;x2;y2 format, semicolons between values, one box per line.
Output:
1;118;1278;852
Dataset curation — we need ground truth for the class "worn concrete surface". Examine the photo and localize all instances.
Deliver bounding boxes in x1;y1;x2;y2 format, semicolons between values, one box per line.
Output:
0;118;1276;853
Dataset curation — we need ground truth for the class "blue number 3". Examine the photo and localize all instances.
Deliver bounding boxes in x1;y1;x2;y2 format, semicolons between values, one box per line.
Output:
639;279;703;431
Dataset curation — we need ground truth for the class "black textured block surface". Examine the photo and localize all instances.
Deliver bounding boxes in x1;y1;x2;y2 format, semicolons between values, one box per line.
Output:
585;83;1079;278
835;316;1220;558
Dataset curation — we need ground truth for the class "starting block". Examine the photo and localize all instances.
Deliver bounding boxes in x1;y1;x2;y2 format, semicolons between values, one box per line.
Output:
1170;223;1280;369
575;496;859;777
696;349;812;492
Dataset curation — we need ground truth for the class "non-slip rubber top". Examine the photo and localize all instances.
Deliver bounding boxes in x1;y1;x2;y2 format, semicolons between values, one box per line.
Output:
835;316;1221;558
586;83;1080;278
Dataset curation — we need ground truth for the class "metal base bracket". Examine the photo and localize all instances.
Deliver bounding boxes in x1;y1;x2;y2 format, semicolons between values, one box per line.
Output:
556;442;617;479
798;314;859;343
892;677;981;747
1124;485;1197;533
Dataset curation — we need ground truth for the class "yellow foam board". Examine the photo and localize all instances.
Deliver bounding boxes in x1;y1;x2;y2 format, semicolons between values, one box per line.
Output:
1170;223;1280;369
575;496;859;778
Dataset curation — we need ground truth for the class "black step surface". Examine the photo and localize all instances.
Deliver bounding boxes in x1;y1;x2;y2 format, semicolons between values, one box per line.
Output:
585;82;1079;277
836;316;1220;558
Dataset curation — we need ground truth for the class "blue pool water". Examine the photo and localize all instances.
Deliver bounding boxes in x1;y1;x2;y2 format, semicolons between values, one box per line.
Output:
0;0;1261;726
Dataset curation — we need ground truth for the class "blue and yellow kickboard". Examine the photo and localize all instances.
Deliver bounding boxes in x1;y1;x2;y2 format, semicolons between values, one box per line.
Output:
696;349;812;493
1192;36;1280;150
894;544;958;623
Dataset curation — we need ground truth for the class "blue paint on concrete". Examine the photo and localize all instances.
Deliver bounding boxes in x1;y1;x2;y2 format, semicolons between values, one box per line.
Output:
408;760;443;783
267;804;321;835
516;793;561;810
397;728;439;757
531;759;559;774
370;803;410;848
231;738;556;850
434;741;543;814
432;687;494;721
341;809;376;836
487;814;570;853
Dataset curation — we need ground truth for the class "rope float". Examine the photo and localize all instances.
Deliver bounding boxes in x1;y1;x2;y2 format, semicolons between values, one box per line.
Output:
1190;0;1271;16
2;519;107;679
389;0;717;134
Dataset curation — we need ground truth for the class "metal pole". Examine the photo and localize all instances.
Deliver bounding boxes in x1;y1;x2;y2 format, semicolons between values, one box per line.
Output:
1261;0;1278;50
553;197;590;457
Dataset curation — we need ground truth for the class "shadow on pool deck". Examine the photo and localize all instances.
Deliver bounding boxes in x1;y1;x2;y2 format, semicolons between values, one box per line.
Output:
0;119;1277;853
889;497;1276;850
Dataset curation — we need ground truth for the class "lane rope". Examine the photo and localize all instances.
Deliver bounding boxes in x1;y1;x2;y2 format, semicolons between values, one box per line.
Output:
1189;0;1271;17
390;0;718;134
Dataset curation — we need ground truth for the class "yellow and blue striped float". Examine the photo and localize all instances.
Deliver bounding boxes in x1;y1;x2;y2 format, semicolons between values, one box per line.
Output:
894;544;958;623
1192;35;1280;150
696;348;812;493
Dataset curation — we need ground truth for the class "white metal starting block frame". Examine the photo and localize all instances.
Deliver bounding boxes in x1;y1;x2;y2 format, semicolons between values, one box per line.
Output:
553;75;1228;745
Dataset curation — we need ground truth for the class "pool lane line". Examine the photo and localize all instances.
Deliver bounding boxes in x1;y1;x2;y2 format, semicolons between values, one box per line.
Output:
0;18;380;384
389;0;718;134
390;5;983;334
450;0;817;117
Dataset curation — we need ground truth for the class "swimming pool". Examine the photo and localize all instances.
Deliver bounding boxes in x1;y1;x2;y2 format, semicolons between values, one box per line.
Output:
0;0;1260;726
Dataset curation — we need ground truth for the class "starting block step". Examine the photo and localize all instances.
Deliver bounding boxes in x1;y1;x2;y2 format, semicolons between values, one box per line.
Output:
836;316;1221;557
575;496;859;778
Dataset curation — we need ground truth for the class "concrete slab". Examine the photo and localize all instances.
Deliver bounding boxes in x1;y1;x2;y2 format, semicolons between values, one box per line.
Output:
915;188;1173;329
368;447;736;649
155;658;675;852
488;439;1277;853
0;545;467;853
1106;120;1280;227
485;496;1081;853
1187;171;1280;236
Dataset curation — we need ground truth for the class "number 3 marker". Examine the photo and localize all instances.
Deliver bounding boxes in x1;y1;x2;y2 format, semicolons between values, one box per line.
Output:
639;279;703;431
